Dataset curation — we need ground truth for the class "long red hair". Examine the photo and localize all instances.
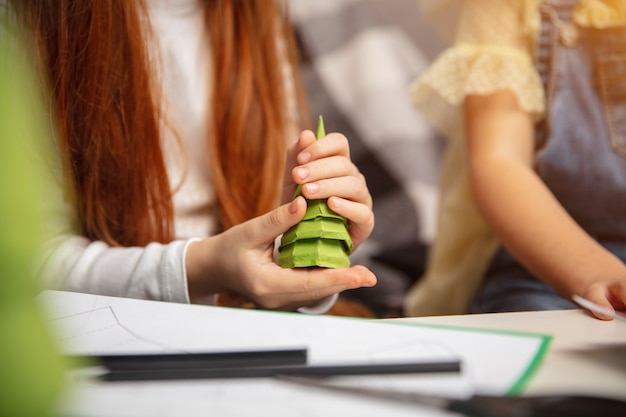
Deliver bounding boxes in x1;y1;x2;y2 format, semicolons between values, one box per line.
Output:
9;0;308;246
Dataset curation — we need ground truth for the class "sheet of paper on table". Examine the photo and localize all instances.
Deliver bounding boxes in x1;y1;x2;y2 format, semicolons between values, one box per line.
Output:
38;290;551;417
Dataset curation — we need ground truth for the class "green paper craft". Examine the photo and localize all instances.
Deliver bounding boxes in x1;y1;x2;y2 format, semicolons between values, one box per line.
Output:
278;239;351;269
290;117;329;200
278;116;352;268
303;199;347;223
280;216;353;250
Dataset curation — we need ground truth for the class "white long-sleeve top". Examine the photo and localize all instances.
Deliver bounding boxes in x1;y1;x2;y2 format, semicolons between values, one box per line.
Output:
38;0;338;313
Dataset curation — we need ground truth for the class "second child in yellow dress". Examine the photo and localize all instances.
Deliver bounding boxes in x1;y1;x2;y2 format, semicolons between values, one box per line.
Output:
406;0;626;320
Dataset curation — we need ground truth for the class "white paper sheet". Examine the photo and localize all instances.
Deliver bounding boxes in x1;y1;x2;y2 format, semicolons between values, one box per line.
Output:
39;290;550;417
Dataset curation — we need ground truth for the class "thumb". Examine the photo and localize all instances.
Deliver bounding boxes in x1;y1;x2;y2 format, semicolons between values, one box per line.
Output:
248;196;307;247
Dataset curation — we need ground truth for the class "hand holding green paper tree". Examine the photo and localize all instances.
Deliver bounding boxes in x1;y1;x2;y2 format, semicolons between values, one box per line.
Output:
278;116;352;268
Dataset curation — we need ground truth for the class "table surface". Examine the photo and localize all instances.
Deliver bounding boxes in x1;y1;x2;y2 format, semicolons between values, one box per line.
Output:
393;309;626;400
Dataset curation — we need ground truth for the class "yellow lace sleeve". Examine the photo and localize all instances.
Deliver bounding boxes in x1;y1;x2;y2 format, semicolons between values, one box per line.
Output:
411;0;545;137
410;44;545;135
575;0;626;27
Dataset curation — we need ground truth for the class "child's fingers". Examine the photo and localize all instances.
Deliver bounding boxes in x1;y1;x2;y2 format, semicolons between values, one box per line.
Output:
245;196;307;248
327;197;374;248
297;132;350;164
299;175;371;208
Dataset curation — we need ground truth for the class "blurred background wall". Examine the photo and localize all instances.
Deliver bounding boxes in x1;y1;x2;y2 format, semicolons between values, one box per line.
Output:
290;0;445;317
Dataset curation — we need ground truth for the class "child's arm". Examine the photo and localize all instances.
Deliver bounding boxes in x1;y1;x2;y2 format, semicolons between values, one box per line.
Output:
464;90;626;319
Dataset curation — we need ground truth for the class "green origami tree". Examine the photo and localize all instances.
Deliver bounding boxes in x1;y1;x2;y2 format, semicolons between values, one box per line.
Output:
278;116;352;268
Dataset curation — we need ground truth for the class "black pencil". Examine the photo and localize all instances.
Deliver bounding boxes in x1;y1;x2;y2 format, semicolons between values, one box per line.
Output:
69;347;308;372
101;359;461;382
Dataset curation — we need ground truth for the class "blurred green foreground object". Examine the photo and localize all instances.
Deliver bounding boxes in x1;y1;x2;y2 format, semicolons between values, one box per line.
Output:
278;116;352;268
0;23;66;417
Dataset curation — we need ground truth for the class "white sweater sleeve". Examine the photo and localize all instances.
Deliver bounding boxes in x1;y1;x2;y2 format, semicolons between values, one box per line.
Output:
40;235;195;304
35;152;199;304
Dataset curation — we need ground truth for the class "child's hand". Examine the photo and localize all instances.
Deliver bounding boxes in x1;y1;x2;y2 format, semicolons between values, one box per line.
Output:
185;196;376;310
581;278;626;320
283;129;374;251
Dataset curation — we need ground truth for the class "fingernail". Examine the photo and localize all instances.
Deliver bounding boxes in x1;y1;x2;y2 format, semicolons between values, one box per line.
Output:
296;167;309;180
289;200;298;214
329;197;343;208
304;183;319;195
298;151;311;163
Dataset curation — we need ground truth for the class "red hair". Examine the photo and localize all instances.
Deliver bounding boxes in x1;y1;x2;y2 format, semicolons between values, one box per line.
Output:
10;0;308;245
